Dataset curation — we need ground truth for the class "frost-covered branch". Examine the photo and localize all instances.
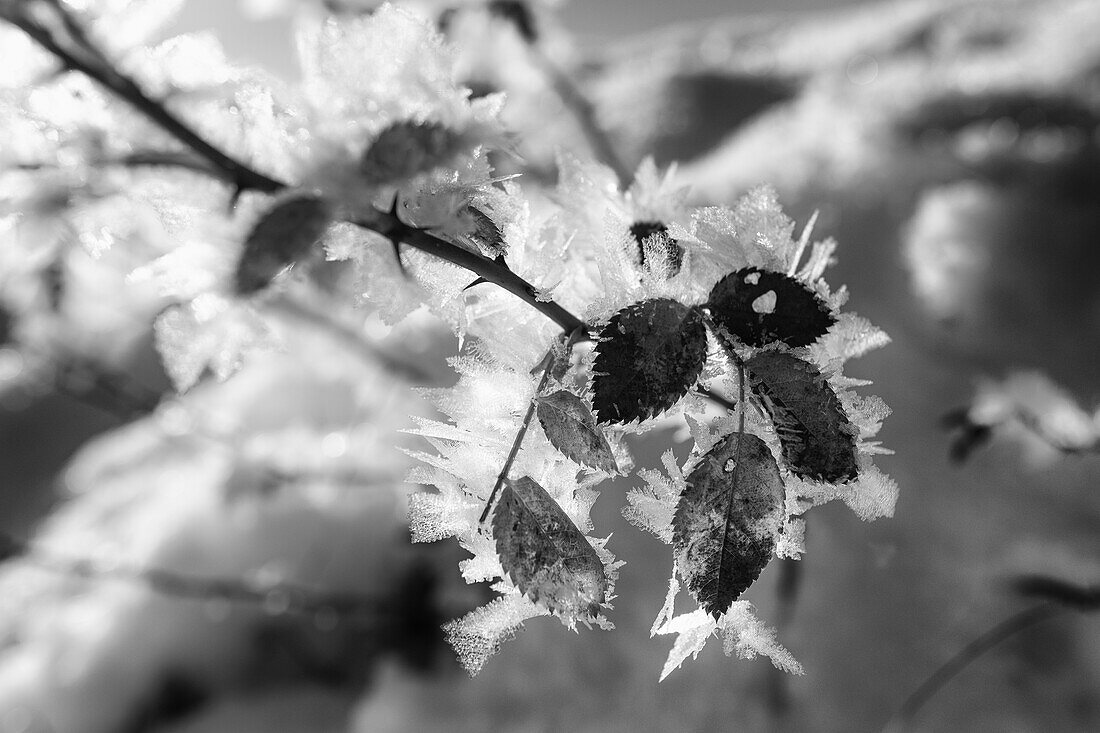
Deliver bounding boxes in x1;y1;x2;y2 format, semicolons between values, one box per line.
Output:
358;219;588;334
2;0;591;336
0;1;283;195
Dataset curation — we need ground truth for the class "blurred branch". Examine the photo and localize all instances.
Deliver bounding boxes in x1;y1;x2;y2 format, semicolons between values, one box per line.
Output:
766;558;804;716
528;45;632;188
53;356;165;420
11;150;218;176
882;603;1063;733
943;406;1100;463
0;530;393;623
0;1;283;195
884;576;1099;733
1010;574;1100;611
265;295;439;384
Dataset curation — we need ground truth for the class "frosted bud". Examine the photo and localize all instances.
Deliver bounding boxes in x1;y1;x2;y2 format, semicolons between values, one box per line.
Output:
235;195;333;295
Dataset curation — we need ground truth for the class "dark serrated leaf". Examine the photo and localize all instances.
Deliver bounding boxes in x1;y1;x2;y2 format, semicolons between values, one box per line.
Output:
360;121;463;185
591;299;707;424
492;476;608;619
707;267;835;347
746;351;859;483
536;390;618;473
672;431;784;619
235;195;332;295
630;221;683;277
463;206;507;258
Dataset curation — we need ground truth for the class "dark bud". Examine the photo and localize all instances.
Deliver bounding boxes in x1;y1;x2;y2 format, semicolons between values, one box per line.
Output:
235;196;332;295
942;408;994;463
487;1;539;44
360;121;463;185
630;221;684;277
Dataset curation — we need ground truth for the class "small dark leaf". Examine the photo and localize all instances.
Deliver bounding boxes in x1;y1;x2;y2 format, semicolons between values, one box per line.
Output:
707;267;835;347
672;431;784;619
942;408;994;463
360;121;463;185
590;299;707;424
463;206;507;258
487;0;539;43
492;476;608;619
746;351;859;483
536;390;618;473
235;195;332;295
630;221;683;277
0;303;13;346
42;258;65;312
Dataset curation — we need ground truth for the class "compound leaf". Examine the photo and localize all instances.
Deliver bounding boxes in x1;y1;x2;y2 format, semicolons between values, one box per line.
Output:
707;267;835;347
746;351;859;483
493;476;608;620
536;390;618;473
591;299;707;424
672;431;785;619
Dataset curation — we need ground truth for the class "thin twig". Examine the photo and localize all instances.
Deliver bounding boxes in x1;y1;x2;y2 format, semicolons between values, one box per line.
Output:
478;351;555;524
882;602;1065;733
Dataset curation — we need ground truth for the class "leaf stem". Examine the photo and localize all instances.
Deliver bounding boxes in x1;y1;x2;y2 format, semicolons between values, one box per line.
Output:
479;351;555;524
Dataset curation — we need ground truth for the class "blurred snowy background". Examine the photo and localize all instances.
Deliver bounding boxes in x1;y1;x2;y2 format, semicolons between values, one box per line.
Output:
1;0;1098;732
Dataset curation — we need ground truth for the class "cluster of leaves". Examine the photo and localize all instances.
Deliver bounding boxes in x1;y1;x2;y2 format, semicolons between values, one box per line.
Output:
0;0;896;686
581;266;856;620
